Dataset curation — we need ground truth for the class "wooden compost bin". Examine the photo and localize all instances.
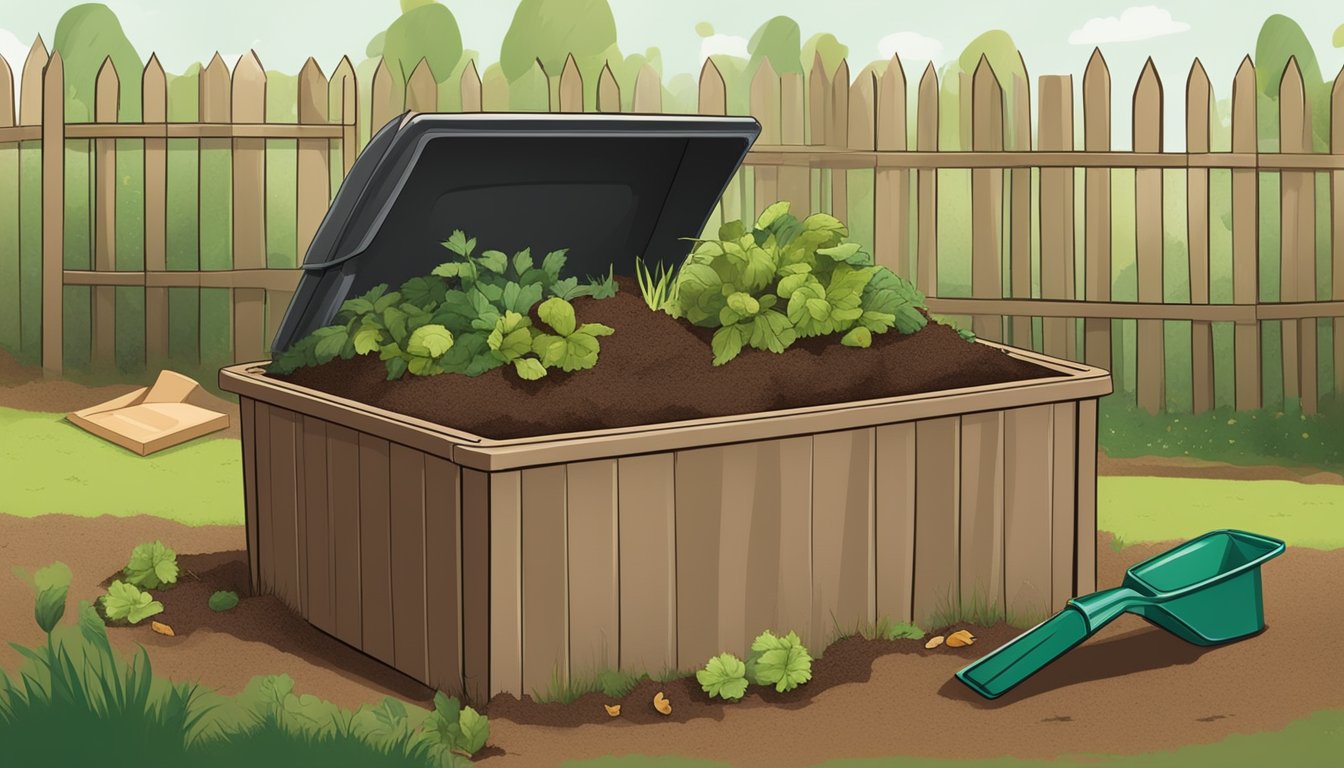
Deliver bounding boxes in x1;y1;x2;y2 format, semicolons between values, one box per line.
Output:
220;341;1110;702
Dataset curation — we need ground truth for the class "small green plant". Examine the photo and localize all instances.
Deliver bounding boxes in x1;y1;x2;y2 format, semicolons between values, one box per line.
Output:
634;257;678;311
420;691;490;759
208;590;239;612
100;580;164;624
664;201;929;365
696;652;748;701
11;562;73;634
745;630;813;693
269;229;616;382
124;540;179;590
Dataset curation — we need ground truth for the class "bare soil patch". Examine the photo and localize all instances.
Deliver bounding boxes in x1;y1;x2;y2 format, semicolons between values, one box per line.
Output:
274;277;1060;440
1099;450;1344;484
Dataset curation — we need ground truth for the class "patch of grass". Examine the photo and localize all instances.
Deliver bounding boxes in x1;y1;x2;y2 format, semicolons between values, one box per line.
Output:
535;666;642;705
633;256;678;311
1100;395;1344;471
0;406;243;525
863;618;925;641
808;708;1344;767
1099;476;1344;550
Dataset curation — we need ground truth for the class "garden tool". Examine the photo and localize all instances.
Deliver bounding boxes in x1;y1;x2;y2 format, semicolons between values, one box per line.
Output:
955;529;1285;699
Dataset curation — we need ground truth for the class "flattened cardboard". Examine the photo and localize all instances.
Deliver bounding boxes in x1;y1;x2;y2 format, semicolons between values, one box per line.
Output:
67;370;231;456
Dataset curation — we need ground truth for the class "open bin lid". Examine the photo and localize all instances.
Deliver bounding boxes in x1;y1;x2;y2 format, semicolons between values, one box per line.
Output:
270;112;761;357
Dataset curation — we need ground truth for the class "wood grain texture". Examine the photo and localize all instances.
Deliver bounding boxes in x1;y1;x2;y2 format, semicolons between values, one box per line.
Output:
1083;51;1112;372
266;407;302;614
254;403;274;594
358;434;395;665
1279;60;1317;414
750;58;780;217
389;443;429;683
489;471;523;697
958;412;1004;620
1004;406;1054;623
565;459;620;676
1333;73;1344;400
1134;59;1165;414
301;416;333;633
1075;399;1099;594
915;64;939;296
875;423;916;624
1051;402;1078;608
240;399;261;590
875;54;909;278
424;455;463;696
558;54;583;113
460;469;490;705
93;59;118;370
617;454;677;675
521;465;569;699
1231;58;1261;410
674;445;725;667
811;429;875;644
40;52;63;375
327;424;362;646
1039;75;1074;359
142;55;168;365
778;72;809;214
1009;71;1033;348
913;417;960;627
296;58;329;278
970;56;1004;342
231;52;266;364
1186;61;1214;413
775;437;814;644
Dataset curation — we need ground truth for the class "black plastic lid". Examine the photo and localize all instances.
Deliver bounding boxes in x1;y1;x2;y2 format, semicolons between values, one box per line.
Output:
270;112;761;356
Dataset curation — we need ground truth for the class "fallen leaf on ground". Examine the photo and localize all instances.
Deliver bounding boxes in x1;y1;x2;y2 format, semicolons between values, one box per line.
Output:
151;621;175;637
947;629;975;647
925;635;945;649
652;691;672;715
604;704;621;717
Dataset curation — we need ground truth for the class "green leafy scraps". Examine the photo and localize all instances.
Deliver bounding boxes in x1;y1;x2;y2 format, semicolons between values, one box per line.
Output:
745;629;813;693
123;541;179;590
100;580;164;625
208;590;239;612
696;652;749;701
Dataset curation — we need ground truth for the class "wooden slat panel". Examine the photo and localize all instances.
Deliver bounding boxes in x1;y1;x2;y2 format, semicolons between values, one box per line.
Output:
370;59;400;135
807;53;828;147
1083;51;1112;372
958;412;1004;621
596;62;619;113
875;54;909;277
406;58;436;112
1187;61;1214;413
460;468;490;705
1231;58;1261;410
1004;406;1053;624
737;441;786;654
1279;60;1317;414
297;58;329;273
915;64;939;296
1040;74;1074;358
254;402;274;594
231;52;266;364
875;423;916;624
558;54;583;113
830;61;851;218
301;416;333;632
775;437;814;644
566;459;619;676
521;465;569;699
330;57;358;176
811;429;875;644
1134;59;1165;414
0;53;17;353
778;72;809;214
970;56;1004;342
327;424;361;646
1051;402;1078;607
389;443;429;683
424;456;463;696
358;433;394;664
674;445;725;667
1334;73;1344;400
633;64;662;113
1075;399;1099;594
1009;71;1033;348
914;417;959;628
40;51;63;375
142;55;169;366
93;58;118;370
617;454;677;675
489;470;523;697
294;414;308;615
750;59;780;217
239;399;261;590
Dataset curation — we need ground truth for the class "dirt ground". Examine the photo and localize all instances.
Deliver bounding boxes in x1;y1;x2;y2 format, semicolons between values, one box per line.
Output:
1;513;1338;766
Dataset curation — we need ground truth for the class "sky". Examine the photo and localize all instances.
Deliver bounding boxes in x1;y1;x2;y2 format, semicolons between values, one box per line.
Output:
1;1;1342;148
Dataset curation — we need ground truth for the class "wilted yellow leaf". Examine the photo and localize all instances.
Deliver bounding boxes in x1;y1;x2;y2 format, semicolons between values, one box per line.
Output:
151;621;175;637
946;629;975;647
604;703;621;717
924;635;944;649
652;691;672;715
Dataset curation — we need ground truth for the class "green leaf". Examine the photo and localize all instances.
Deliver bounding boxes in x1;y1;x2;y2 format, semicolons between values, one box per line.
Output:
208;590;239;612
488;312;534;362
352;321;384;355
383;306;409;344
816;242;865;264
841;326;872;348
442;230;476;257
400;276;447;307
458;706;490;755
958;326;977;342
502;281;544;314
124;541;179;590
477;249;508;274
513;358;547;380
100;580;164;625
407;356;441;376
541;249;568;281
549;276;584;300
711;324;747;366
313;326;349;363
537;297;577;337
748;310;796;353
437;332;497;376
576;322;615;337
373;289;401;313
746;630;813;693
407;324;454;358
755;200;791;229
697;652;748;701
384;356;408;380
512;248;533;275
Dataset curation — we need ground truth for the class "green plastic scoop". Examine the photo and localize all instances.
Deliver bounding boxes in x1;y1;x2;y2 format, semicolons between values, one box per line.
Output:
956;529;1285;699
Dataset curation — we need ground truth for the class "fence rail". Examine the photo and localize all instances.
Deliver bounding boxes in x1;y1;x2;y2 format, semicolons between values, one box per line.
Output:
1;37;1342;416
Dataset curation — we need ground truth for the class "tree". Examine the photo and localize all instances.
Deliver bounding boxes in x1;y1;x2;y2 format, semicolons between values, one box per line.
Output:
747;16;803;76
381;2;463;85
1254;14;1328;150
501;0;618;108
801;33;848;78
53;3;144;121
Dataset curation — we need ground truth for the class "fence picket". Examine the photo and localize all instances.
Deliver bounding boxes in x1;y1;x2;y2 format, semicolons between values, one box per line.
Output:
1186;60;1214;413
142;55;168;366
698;59;734;229
1333;69;1344;399
1133;59;1165;414
293;58;330;354
0;53;16;353
778;71;808;214
406;58;436;112
459;59;482;113
1278;58;1316;414
371;59;399;134
331;57;358;176
970;56;1004;342
875;54;909;278
596;62;619;113
1039;74;1073;359
633;64;661;113
1009;69;1032;349
916;64;939;296
830;60;850;219
1083;50;1112;374
808;53;828;147
232;51;267;364
93;57;119;369
40;50;63;375
749;58;780;219
1231;57;1261;410
559;54;583;113
16;38;46;362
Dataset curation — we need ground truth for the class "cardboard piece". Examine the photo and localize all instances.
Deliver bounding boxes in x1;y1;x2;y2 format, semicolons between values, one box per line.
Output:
67;370;231;456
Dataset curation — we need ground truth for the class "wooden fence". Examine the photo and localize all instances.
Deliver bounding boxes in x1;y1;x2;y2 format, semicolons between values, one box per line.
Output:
1;39;1343;415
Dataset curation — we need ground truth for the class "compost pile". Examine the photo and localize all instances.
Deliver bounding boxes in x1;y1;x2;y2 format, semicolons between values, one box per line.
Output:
274;276;1058;440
